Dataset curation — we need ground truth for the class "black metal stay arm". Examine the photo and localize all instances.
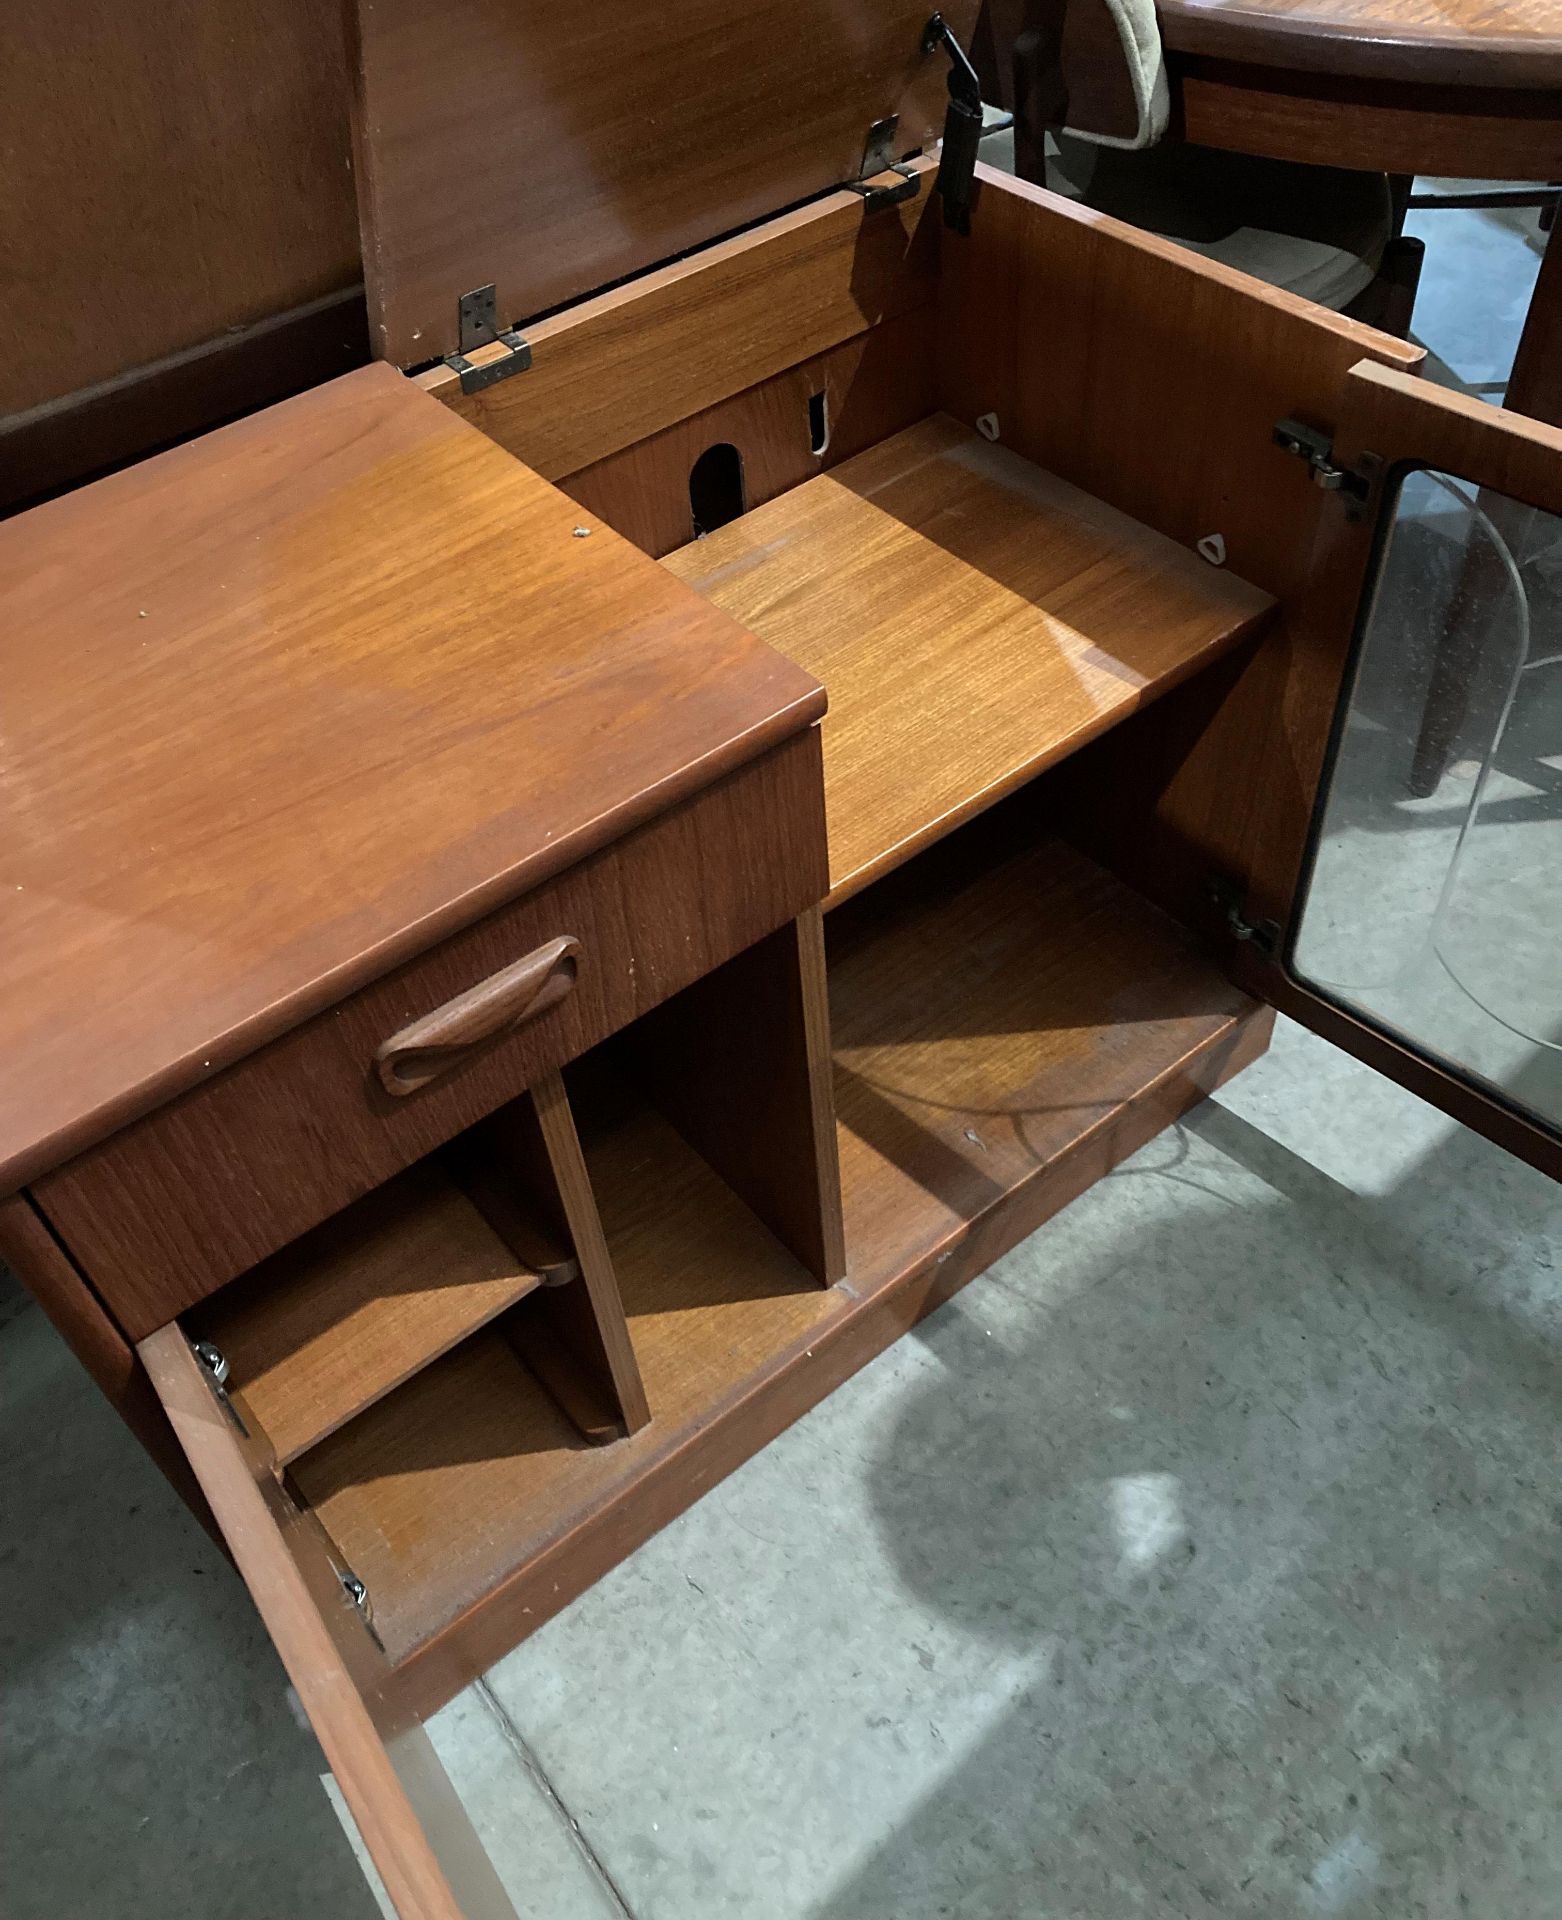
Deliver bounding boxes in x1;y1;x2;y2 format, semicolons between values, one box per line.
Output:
923;12;983;236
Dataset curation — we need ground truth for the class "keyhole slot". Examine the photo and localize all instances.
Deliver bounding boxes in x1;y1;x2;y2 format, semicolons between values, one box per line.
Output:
689;442;746;538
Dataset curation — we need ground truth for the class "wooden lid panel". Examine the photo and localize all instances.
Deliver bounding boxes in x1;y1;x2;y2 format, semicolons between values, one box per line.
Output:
349;0;981;366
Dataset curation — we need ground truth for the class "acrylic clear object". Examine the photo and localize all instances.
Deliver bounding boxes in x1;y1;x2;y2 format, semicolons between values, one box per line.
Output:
1291;467;1561;1133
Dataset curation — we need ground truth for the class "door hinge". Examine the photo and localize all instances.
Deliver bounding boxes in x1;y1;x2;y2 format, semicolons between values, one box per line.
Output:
192;1339;229;1388
847;117;922;210
1273;419;1381;519
190;1338;251;1437
444;284;532;395
1209;877;1280;956
339;1568;373;1624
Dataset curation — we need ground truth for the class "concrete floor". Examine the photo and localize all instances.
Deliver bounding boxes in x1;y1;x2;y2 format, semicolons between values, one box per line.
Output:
2;192;1556;1920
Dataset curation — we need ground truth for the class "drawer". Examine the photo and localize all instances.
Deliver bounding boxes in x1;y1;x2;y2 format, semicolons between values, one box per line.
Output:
35;729;826;1337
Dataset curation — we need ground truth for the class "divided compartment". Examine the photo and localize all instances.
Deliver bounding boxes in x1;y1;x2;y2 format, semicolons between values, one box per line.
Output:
191;913;846;1680
177;401;1285;1703
220;803;1268;1697
185;1064;651;1495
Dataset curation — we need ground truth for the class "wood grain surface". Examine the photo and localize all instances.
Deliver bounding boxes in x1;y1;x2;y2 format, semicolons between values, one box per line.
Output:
1509;225;1562;431
560;311;938;557
417;169;939;483
292;1085;842;1668
293;833;1270;1692
1175;60;1562;174
189;1165;552;1466
665;414;1274;903
0;363;823;1195
0;1194;212;1539
1245;358;1562;937
346;0;978;365
0;0;359;417
524;1069;652;1435
828;833;1267;1289
1159;0;1562;88
938;166;1424;577
35;732;829;1336
140;1326;518;1920
0;288;370;519
621;911;847;1284
935;164;1421;934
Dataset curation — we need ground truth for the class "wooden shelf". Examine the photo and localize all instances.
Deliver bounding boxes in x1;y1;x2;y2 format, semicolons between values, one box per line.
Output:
190;1162;561;1465
663;414;1274;905
293;1092;838;1665
289;833;1269;1684
828;832;1266;1293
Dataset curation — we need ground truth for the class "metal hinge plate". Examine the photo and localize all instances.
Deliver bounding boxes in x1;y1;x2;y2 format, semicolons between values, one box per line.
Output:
1209;877;1280;956
848;117;921;210
445;284;532;395
1273;419;1381;520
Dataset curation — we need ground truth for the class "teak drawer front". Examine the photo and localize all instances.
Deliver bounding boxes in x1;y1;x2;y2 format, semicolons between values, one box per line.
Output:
36;732;827;1339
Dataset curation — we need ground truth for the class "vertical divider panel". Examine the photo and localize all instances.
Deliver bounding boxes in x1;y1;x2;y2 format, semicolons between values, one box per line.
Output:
448;1070;651;1439
618;909;846;1286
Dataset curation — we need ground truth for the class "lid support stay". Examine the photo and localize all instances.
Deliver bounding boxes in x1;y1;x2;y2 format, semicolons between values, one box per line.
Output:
923;12;983;236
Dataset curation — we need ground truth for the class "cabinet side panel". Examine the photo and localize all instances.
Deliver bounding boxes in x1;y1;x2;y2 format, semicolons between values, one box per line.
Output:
936;166;1423;932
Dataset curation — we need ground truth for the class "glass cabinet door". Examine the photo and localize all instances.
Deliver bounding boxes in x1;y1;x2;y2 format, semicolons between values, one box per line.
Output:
1288;466;1561;1138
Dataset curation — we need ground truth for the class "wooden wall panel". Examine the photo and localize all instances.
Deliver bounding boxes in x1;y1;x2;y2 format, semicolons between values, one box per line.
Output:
419;170;939;483
937;164;1423;931
560;311;938;556
0;0;360;420
346;0;979;366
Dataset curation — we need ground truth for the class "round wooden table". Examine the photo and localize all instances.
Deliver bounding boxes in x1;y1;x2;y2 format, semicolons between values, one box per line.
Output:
1155;0;1562;420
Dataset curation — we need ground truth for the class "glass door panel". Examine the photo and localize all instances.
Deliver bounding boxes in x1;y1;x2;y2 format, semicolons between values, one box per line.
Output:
1288;468;1562;1136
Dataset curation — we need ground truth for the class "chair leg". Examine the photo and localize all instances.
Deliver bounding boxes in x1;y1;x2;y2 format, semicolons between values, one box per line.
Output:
1010;27;1063;187
1376;233;1425;340
1408;596;1484;798
1348;234;1425;340
1388;172;1414;239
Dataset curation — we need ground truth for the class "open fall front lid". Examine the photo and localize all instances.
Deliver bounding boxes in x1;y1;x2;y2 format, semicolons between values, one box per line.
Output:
347;0;983;367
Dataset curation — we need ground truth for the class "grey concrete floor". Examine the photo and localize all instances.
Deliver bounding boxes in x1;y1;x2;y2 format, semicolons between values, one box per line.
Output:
3;191;1556;1920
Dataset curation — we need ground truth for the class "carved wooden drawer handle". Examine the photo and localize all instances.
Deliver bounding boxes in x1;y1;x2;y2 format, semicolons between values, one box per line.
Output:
374;936;582;1096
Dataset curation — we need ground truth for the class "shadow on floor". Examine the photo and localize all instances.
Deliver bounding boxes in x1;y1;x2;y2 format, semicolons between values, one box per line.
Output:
813;1094;1562;1918
0;1302;379;1920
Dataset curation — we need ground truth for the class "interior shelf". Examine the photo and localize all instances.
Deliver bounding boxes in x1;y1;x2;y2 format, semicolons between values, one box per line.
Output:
663;413;1275;905
292;1090;841;1665
287;830;1267;1670
189;1161;565;1465
827;830;1264;1293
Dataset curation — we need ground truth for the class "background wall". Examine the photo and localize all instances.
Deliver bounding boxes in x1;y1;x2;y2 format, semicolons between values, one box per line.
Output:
1;0;365;506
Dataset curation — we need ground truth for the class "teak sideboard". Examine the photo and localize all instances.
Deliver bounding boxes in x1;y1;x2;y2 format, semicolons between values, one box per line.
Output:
2;6;1558;1913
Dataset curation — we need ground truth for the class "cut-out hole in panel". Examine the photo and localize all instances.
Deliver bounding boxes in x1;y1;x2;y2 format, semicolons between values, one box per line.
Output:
808;389;830;458
689;442;746;538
